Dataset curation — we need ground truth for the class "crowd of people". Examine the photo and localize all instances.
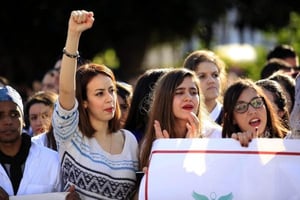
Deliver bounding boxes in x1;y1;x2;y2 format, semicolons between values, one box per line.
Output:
0;9;299;200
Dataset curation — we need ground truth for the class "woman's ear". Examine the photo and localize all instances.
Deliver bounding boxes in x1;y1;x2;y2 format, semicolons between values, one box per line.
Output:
83;101;88;108
230;115;237;125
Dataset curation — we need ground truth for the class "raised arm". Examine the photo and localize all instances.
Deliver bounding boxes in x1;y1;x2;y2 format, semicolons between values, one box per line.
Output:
59;10;94;110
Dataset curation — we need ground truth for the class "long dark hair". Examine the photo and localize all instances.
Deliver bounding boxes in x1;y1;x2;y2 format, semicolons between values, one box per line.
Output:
124;68;170;142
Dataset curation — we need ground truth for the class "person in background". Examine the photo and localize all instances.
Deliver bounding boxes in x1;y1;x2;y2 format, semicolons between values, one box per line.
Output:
260;58;293;79
124;68;171;143
268;72;295;113
222;78;288;147
116;81;133;128
266;44;299;78
0;85;61;198
25;91;58;151
267;44;299;67
255;79;290;130
24;91;58;138
31;80;42;94
41;69;59;93
52;10;139;199
183;49;227;125
53;58;62;71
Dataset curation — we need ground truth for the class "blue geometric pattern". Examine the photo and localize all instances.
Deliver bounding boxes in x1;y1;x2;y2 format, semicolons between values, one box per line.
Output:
62;152;136;200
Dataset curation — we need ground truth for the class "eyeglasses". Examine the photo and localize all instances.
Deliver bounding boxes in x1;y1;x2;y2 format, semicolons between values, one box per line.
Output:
234;97;264;113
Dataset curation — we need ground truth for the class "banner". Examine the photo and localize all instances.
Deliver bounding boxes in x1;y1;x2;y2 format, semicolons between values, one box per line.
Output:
139;138;300;200
10;192;68;200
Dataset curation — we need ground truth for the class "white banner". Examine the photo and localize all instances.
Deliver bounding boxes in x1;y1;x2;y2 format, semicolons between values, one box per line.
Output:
10;192;68;200
139;138;300;200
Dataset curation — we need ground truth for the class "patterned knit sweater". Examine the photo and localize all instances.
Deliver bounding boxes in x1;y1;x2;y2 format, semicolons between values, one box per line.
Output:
52;100;139;200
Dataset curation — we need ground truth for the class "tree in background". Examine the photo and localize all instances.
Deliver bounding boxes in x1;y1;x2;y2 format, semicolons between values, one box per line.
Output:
0;0;299;88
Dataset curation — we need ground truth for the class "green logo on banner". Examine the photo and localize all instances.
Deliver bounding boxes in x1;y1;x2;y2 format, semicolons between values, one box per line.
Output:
192;191;233;200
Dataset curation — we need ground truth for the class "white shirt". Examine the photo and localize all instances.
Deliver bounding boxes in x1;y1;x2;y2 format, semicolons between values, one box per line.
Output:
209;101;223;122
31;132;47;147
0;142;61;196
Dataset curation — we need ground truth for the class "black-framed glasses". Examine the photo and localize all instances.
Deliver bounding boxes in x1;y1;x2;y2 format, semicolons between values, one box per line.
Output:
234;97;264;113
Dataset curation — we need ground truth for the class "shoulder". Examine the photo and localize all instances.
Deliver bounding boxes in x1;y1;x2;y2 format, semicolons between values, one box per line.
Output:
120;129;138;141
30;142;59;160
119;129;139;151
31;132;47;145
202;120;222;138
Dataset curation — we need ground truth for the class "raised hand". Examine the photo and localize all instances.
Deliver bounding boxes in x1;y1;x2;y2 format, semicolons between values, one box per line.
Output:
186;112;200;138
231;130;254;147
68;10;94;33
154;120;170;138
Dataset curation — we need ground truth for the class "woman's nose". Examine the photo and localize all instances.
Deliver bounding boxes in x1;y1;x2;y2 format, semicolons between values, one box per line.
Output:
184;93;192;101
247;104;257;114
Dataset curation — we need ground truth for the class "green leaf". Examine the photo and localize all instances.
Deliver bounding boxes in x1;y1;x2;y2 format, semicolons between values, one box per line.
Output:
218;192;234;200
192;191;209;200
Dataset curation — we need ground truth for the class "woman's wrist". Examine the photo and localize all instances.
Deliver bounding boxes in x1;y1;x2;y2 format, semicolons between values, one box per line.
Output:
62;48;80;58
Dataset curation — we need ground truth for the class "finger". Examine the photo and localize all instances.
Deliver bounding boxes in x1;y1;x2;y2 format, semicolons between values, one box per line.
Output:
231;133;238;140
253;127;259;138
186;122;196;138
238;132;252;147
66;192;81;200
71;10;87;23
245;130;253;142
236;132;246;147
187;112;199;126
154;120;170;138
231;132;244;146
66;185;81;200
67;185;75;192
142;167;148;174
71;10;79;17
79;11;94;24
78;12;88;24
154;120;163;138
162;130;170;138
187;113;200;137
186;122;192;138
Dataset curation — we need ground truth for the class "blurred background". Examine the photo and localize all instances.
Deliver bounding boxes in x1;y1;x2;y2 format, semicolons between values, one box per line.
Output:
0;0;300;96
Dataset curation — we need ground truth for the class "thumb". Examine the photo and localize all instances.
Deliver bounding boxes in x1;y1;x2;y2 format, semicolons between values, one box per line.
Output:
68;185;76;192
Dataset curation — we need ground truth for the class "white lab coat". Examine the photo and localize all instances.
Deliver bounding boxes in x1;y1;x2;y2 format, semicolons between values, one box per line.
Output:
0;142;61;196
